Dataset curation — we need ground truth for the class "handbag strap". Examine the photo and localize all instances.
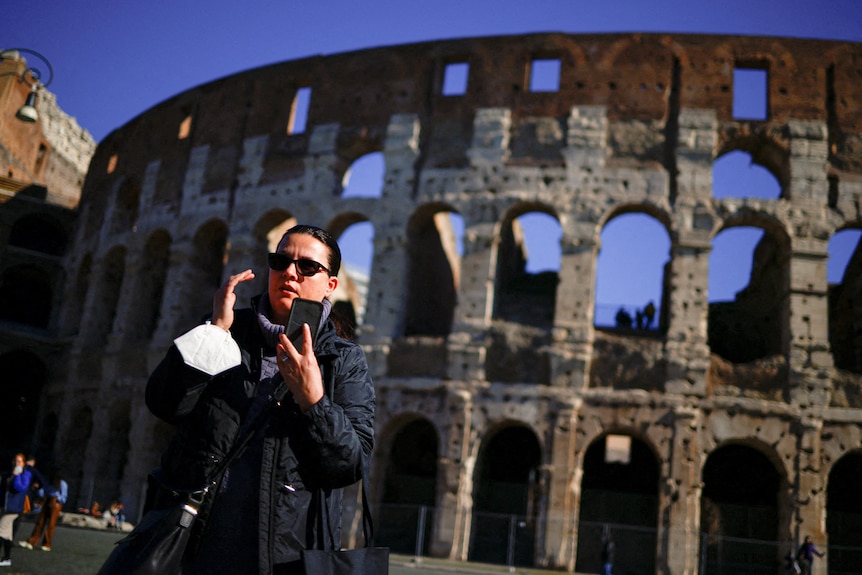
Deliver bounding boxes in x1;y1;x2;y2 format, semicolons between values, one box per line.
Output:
359;470;375;547
197;379;289;496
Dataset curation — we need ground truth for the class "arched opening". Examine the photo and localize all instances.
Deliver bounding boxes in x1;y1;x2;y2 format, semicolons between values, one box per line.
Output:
488;209;559;384
388;207;461;378
576;434;659;575
179;221;228;333
84;246;126;346
61;406;93;508
333;219;375;333
61;253;92;337
342;152;384;198
594;212;670;331
700;444;782;574
0;264;52;328
828;228;862;374
109;178;141;235
378;418;438;557
405;206;461;337
708;225;787;364
469;426;541;568
8;213;67;256
827;451;862;573
96;400;131;505
713;151;782;201
0;350;46;465
493;210;560;327
125;230;171;341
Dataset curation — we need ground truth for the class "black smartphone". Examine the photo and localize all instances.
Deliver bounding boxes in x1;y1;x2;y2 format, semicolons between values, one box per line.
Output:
285;298;324;354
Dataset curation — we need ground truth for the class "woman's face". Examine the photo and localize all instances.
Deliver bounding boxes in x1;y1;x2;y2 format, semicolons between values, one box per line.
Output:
268;232;338;325
14;454;24;467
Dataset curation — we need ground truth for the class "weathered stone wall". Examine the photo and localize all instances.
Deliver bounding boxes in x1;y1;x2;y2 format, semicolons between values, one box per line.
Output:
0;53;95;208
38;33;862;573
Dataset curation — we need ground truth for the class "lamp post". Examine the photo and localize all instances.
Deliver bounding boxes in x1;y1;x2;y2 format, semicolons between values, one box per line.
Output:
0;48;54;123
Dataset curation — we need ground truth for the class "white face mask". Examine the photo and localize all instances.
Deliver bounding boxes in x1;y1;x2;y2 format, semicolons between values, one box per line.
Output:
14;465;23;474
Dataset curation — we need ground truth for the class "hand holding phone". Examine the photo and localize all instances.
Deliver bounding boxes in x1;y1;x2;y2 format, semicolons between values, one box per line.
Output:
285;298;324;354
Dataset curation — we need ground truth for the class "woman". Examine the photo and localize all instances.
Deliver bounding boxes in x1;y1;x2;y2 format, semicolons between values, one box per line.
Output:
145;224;375;574
0;453;32;567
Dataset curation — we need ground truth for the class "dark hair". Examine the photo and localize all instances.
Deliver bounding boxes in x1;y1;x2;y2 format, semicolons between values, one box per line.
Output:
280;224;342;277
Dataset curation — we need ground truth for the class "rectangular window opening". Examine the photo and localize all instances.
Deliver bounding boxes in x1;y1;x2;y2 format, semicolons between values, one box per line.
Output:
442;62;469;96
288;87;312;135
35;143;47;173
529;58;561;92
733;67;768;120
605;434;632;464
178;115;192;140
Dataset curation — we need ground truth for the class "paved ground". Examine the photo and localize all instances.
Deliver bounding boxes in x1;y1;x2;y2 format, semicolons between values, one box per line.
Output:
4;519;559;575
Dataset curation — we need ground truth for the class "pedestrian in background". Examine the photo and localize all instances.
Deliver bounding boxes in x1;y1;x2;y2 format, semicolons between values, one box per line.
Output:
19;471;68;552
796;535;824;575
0;453;32;567
601;531;615;575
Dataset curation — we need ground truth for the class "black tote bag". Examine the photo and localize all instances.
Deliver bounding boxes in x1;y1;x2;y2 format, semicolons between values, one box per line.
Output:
302;477;389;575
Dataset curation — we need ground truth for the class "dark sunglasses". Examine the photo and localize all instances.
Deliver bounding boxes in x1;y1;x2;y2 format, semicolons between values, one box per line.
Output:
267;253;331;276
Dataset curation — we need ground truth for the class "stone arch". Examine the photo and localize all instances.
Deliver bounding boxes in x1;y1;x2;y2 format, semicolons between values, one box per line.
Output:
708;211;791;363
0;350;46;463
376;415;439;556
576;431;660;575
404;203;461;337
594;204;672;333
108;177;142;236
328;212;375;332
62;252;92;338
0;263;52;328
8;212;68;256
342;152;385;199
126;229;171;342
93;399;131;505
335;136;384;198
826;450;862;573
178;219;229;332
84;245;126;347
60;404;93;507
716;137;790;196
699;441;786;572
493;202;560;327
828;225;862;375
469;423;542;567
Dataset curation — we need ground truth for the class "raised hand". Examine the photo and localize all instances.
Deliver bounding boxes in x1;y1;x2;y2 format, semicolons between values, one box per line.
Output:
211;269;255;331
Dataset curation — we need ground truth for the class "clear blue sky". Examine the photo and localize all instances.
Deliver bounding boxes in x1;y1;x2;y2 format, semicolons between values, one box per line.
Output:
7;0;861;322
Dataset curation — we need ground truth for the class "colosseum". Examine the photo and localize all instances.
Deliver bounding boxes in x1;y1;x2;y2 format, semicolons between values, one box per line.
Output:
3;33;862;573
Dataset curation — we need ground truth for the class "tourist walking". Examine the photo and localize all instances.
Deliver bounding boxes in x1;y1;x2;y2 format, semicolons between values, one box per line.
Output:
19;472;68;551
0;453;32;567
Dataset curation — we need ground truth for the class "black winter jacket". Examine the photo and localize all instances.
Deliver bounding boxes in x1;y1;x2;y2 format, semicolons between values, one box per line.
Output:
145;299;375;574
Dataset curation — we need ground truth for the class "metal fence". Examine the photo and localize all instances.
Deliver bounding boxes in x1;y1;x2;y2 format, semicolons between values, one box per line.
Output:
699;534;789;575
577;521;657;575
700;534;862;575
376;504;862;574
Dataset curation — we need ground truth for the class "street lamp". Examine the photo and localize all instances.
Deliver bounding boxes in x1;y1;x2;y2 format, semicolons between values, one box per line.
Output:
0;48;54;123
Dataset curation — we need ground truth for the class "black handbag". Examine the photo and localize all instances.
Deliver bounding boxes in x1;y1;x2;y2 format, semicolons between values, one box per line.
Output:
95;490;202;575
301;475;390;575
98;381;289;575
